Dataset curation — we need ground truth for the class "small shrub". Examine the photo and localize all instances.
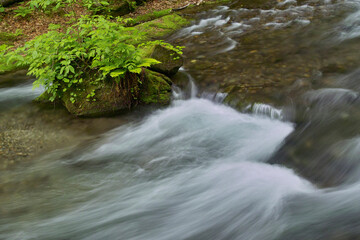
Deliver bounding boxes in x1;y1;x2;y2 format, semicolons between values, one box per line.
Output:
2;15;165;102
23;0;78;15
125;0;136;11
27;0;65;13
82;0;110;13
0;29;24;43
14;6;34;17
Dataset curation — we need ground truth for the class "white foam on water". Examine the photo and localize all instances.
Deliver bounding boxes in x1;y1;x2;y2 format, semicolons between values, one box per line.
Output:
252;103;284;120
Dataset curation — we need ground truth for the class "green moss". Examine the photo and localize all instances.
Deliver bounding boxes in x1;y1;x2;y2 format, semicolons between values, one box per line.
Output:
135;14;190;40
140;69;172;105
59;70;172;116
61;81;130;117
126;9;172;26
148;44;183;76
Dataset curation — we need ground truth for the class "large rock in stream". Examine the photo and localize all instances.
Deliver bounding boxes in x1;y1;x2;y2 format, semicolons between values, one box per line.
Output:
60;69;172;117
268;90;360;187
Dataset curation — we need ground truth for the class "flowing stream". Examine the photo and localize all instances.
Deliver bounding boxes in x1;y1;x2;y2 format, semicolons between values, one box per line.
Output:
2;0;360;239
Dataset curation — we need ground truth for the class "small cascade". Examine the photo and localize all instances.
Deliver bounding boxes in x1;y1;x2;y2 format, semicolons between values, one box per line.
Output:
178;67;198;99
251;103;284;120
201;92;228;103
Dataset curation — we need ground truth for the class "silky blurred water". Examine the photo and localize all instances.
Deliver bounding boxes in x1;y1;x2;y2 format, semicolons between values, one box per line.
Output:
2;0;360;239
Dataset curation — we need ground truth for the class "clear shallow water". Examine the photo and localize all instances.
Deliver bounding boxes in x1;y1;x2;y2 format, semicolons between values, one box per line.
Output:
2;0;360;239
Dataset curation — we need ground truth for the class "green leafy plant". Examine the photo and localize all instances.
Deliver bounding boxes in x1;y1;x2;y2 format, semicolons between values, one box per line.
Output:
82;0;110;13
125;0;136;11
0;4;5;13
27;0;61;13
86;89;96;101
25;0;77;15
0;29;24;43
0;44;10;58
3;15;164;102
14;6;34;17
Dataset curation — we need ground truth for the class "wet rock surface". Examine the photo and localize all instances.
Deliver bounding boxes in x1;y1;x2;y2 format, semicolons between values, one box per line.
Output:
149;45;183;77
139;69;172;105
61;69;173;117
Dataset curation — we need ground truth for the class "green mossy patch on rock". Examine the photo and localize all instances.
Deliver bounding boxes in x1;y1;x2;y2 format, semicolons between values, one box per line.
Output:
135;14;190;40
125;9;172;26
61;80;131;117
139;69;172;105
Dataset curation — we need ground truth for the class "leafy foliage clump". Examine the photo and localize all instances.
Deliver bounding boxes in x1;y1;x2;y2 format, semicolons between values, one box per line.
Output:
14;6;34;18
2;15;161;102
82;0;110;13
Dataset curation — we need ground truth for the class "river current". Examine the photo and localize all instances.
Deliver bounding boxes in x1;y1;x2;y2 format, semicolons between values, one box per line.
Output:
2;0;360;239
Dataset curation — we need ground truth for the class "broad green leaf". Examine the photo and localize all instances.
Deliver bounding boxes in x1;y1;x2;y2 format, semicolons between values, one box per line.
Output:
110;70;126;77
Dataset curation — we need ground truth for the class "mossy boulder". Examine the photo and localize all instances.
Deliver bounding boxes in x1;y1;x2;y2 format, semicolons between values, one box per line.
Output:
60;69;171;117
139;69;172;105
148;44;183;77
61;80;132;117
